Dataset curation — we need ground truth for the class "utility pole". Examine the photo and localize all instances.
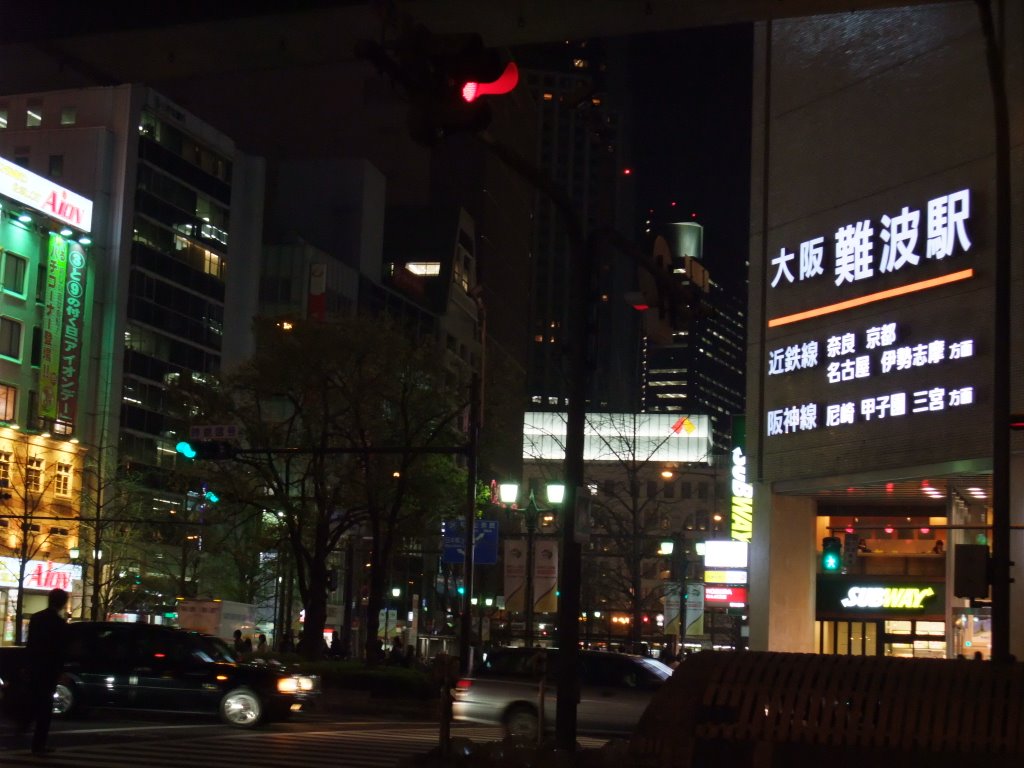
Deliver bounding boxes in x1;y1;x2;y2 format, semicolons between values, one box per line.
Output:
459;373;481;674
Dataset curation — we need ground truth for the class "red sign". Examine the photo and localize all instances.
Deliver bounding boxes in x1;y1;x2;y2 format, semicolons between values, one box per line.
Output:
704;586;748;604
25;561;72;592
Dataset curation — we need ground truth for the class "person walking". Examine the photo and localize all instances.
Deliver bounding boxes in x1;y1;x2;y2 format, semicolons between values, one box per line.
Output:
17;588;69;756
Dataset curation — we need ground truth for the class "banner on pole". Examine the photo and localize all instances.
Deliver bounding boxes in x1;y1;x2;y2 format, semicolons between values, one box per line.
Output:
684;583;705;637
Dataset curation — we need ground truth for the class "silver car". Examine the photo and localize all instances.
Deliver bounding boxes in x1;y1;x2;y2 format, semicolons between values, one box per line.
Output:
452;647;672;740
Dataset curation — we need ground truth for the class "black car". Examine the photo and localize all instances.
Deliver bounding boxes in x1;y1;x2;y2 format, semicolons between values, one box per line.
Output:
2;622;318;728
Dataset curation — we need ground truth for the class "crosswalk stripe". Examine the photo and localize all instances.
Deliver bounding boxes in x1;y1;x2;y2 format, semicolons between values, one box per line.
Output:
0;725;608;767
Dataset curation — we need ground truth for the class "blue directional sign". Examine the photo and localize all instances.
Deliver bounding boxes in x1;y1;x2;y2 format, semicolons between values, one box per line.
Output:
443;519;499;565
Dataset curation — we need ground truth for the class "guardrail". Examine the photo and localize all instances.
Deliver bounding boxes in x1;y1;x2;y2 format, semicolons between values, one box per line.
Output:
630;651;1024;767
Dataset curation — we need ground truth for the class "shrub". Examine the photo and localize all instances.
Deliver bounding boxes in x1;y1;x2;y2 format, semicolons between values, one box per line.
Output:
295;659;438;699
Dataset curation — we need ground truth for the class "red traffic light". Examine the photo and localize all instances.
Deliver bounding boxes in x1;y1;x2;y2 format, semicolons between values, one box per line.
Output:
461;61;519;103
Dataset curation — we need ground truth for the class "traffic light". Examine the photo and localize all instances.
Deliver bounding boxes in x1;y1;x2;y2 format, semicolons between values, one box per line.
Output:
822;536;843;573
357;27;518;146
175;440;238;461
953;544;990;598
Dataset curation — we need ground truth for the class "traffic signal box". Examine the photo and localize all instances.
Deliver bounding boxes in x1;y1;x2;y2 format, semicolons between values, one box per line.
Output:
358;26;518;146
822;536;843;573
405;32;515;144
954;543;990;599
175;440;238;461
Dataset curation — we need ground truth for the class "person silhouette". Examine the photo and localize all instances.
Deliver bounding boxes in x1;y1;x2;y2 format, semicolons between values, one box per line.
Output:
17;588;69;756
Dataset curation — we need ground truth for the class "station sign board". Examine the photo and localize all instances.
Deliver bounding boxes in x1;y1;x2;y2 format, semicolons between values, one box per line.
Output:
760;187;991;480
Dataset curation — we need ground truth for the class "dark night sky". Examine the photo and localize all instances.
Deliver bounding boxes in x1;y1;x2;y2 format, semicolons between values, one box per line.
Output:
627;24;754;294
2;5;754;292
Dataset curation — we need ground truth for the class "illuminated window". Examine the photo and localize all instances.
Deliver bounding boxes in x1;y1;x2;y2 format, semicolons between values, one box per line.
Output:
27;456;43;492
405;262;441;276
60;107;76;126
0;318;22;360
26;100;42;127
202;247;221;278
0;107;7;129
55;463;72;497
0;385;15;421
542;93;553;101
0;450;10;486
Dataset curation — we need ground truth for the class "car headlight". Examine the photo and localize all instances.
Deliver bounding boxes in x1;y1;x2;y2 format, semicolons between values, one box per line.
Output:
277;675;318;694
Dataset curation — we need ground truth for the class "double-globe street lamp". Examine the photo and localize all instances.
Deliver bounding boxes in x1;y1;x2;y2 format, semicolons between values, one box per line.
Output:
498;481;564;647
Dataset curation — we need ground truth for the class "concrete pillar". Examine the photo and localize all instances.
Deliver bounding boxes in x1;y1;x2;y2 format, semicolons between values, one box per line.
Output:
749;486;817;652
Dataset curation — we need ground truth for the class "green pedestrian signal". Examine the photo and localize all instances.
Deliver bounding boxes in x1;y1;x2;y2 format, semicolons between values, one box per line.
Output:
175;440;237;461
822;536;843;573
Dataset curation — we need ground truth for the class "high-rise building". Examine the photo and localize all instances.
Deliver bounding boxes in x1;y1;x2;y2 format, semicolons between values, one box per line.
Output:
0;84;263;474
0;84;262;624
519;39;638;413
641;220;746;455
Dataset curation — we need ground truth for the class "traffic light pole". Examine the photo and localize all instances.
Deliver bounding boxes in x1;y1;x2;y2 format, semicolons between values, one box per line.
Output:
977;0;1012;665
459;373;481;675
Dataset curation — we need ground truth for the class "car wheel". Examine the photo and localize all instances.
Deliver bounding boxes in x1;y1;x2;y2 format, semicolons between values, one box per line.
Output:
503;704;539;741
219;687;264;727
52;681;79;717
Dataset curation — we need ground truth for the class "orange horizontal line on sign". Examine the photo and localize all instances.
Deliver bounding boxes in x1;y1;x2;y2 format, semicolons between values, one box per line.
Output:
767;268;975;328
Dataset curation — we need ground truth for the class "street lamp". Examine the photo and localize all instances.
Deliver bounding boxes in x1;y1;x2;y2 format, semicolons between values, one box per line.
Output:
500;482;564;647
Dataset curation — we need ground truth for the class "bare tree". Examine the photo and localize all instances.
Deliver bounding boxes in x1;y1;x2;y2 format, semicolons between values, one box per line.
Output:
75;440;154;620
176;316;467;660
524;412;711;645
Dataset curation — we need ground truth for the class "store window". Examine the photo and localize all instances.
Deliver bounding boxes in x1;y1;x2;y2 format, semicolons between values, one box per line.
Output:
0;317;22;360
816;620;878;656
54;462;72;497
0;386;13;422
2;252;27;295
880;619;946;659
26;456;43;492
26;100;42;128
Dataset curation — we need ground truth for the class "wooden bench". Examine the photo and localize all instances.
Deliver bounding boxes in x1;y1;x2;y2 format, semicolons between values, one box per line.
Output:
630;651;1024;767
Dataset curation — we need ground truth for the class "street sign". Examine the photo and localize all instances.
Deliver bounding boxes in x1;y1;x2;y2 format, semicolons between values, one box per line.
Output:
190;424;240;441
443;519;499;565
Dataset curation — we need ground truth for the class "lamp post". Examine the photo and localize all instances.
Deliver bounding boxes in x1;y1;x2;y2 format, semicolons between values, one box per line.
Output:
471;596;494;644
499;482;564;648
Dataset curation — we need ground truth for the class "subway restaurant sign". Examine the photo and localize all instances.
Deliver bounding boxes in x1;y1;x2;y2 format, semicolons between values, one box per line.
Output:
40;234;88;424
817;577;943;615
730;416;752;543
841;585;934;609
